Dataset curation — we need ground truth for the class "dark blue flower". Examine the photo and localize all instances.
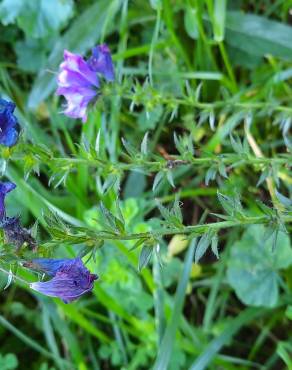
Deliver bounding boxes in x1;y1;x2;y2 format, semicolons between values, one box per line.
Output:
26;258;78;276
0;181;16;220
0;182;37;250
0;99;20;147
87;44;115;82
3;216;37;251
29;258;98;303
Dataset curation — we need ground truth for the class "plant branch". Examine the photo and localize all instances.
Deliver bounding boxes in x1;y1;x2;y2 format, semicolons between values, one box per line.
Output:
69;214;292;243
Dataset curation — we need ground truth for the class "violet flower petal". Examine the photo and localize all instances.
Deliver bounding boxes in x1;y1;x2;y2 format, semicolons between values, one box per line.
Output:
29;257;98;303
0;181;16;220
30;272;97;303
62;50;99;87
3;216;37;251
27;258;76;276
56;50;100;122
87;44;115;81
0;99;20;147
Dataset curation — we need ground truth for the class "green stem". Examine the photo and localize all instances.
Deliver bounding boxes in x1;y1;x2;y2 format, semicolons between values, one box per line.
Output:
149;8;161;85
218;41;238;92
11;149;289;178
162;0;192;70
123;92;292;113
87;215;292;242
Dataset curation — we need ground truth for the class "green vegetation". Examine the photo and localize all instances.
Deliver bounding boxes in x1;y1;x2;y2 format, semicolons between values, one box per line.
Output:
0;0;291;369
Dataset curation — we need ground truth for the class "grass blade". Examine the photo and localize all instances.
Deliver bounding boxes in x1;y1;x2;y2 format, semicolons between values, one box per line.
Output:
189;308;267;370
0;314;71;367
153;238;197;370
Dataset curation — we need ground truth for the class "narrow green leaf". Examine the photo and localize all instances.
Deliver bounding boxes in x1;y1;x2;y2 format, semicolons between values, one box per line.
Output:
166;170;175;188
189;307;267;370
0;314;71;366
58;302;111;343
129;238;145;252
225;11;292;61
211;234;219;259
3;267;13;290
256;168;270;187
153;171;164;192
42;306;63;370
153;238;197;370
205;166;217;186
275;190;292;208
138;245;153;271
153;250;165;344
195;233;211;263
140;132;149;155
213;0;226;42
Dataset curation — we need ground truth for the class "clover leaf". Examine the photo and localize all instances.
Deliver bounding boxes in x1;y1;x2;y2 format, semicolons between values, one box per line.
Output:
227;225;292;307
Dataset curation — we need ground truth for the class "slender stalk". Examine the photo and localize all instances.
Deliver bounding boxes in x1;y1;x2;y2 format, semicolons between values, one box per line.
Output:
0;266;30;286
149;7;161;85
244;121;284;212
87;215;292;242
218;41;238;92
12;149;289;174
122;92;292;114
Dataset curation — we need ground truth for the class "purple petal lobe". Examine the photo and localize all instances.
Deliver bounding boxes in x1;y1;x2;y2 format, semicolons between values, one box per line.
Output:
27;258;74;276
56;50;99;123
87;44;115;82
2;216;37;250
29;257;98;303
0;99;20;147
0;181;16;220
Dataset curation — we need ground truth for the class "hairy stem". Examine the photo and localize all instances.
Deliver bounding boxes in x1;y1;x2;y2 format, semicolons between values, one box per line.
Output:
88;214;292;242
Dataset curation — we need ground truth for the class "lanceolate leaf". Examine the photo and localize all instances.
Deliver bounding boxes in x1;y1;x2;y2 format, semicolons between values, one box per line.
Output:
195;233;211;263
186;11;292;61
138;245;153;271
275;190;292;208
211;234;219;259
225;11;292;60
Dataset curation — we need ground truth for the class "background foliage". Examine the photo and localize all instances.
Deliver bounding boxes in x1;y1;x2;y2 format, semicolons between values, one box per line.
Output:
0;0;291;369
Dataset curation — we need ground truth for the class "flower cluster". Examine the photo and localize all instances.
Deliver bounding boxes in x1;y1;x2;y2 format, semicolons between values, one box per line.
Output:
0;44;114;303
0;181;36;250
0;181;97;302
56;44;114;123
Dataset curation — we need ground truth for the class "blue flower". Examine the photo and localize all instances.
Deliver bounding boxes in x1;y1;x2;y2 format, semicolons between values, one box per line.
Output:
0;181;16;220
0;182;36;250
29;258;98;303
3;216;37;251
27;258;74;276
0;99;20;147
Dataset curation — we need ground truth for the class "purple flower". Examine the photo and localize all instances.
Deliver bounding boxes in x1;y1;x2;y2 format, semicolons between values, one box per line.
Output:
0;99;20;147
26;258;73;276
87;44;115;81
3;216;37;251
0;181;16;220
56;44;114;123
29;258;98;303
0;182;37;250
